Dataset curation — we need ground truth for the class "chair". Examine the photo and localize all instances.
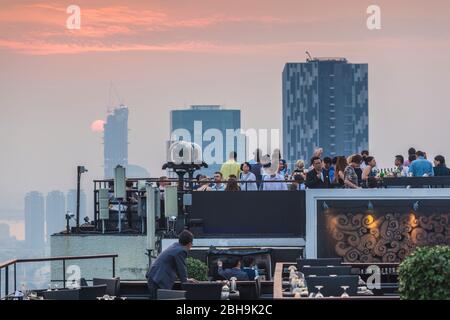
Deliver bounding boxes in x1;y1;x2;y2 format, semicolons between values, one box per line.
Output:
296;258;342;269
42;289;80;300
255;277;273;300
306;275;358;297
236;281;258;300
79;278;89;287
157;289;186;300
302;266;351;277
79;284;107;300
181;283;223;300
93;277;121;296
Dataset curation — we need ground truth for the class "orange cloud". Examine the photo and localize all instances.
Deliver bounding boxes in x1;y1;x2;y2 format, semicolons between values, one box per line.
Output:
0;2;288;55
0;38;228;55
4;36;439;56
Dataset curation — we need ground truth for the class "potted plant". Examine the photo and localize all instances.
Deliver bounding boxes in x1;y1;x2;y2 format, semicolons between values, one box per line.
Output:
186;257;209;281
398;245;450;300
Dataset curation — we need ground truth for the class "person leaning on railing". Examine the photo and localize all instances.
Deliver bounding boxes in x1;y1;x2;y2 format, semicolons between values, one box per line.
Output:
292;159;307;181
225;175;241;191
344;155;362;189
261;171;288;191
408;151;434;177
211;172;226;191
433;155;450;176
394;155;409;177
305;157;331;189
361;156;379;188
289;173;306;191
239;162;258;191
332;156;347;188
195;176;212;191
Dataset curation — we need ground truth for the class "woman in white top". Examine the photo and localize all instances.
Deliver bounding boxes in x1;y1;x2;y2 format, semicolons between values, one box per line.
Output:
240;162;258;191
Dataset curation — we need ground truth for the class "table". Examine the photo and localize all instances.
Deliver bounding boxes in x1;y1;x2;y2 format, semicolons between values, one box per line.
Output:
274;262;400;300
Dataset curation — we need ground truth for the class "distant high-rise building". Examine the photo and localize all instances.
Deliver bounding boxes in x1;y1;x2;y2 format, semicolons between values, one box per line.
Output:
67;189;87;221
104;105;128;178
0;223;10;242
46;191;65;239
170;105;245;176
25;191;45;250
282;58;368;167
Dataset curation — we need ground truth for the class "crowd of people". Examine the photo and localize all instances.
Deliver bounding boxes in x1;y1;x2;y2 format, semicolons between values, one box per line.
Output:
189;147;450;191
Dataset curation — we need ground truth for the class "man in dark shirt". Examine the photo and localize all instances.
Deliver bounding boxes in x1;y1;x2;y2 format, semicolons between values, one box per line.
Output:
217;257;249;281
146;230;196;299
306;157;330;189
249;148;263;188
241;256;257;280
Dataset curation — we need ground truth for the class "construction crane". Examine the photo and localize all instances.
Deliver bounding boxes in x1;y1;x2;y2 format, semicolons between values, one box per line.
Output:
305;51;313;62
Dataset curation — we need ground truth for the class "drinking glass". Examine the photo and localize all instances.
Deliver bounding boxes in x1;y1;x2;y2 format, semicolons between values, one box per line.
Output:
340;286;350;298
315;285;324;298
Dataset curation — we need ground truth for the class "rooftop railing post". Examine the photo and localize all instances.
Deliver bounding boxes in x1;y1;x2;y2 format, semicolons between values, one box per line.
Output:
14;263;17;292
76;167;81;230
62;259;66;288
112;257;116;278
5;265;9;297
94;189;97;229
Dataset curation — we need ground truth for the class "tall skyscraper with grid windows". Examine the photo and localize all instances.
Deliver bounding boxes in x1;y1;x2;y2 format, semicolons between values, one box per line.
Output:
282;58;368;167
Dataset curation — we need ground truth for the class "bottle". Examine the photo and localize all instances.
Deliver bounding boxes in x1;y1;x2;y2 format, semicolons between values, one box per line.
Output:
230;277;237;292
254;264;259;278
20;283;27;300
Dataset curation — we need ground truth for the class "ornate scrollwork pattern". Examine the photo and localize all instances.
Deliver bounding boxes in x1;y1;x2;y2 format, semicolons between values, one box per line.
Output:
326;212;450;262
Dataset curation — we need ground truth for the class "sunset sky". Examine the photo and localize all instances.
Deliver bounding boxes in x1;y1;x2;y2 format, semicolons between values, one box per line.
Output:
1;0;450;214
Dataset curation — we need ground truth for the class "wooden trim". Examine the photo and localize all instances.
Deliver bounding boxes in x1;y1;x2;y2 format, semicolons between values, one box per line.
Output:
273;263;284;299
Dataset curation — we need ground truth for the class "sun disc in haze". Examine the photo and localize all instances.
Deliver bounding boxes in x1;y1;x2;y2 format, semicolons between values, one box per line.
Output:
90;120;105;133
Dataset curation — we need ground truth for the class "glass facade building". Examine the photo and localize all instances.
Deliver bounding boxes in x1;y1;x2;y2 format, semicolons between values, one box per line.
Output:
104;105;129;179
282;58;368;168
170;105;244;177
25;191;45;250
45;191;65;240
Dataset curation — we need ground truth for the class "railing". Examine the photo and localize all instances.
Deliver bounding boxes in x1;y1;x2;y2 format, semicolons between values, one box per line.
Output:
381;176;450;188
91;178;301;234
0;254;118;299
87;176;450;235
93;176;450;192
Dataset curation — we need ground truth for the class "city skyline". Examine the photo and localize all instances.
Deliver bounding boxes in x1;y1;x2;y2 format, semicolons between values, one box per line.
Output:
2;0;450;214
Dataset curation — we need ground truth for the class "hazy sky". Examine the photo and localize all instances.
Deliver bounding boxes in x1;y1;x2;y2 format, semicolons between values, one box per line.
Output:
1;0;450;214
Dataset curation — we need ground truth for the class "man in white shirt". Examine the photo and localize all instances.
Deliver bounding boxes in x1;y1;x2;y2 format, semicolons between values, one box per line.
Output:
262;173;288;191
211;172;226;191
